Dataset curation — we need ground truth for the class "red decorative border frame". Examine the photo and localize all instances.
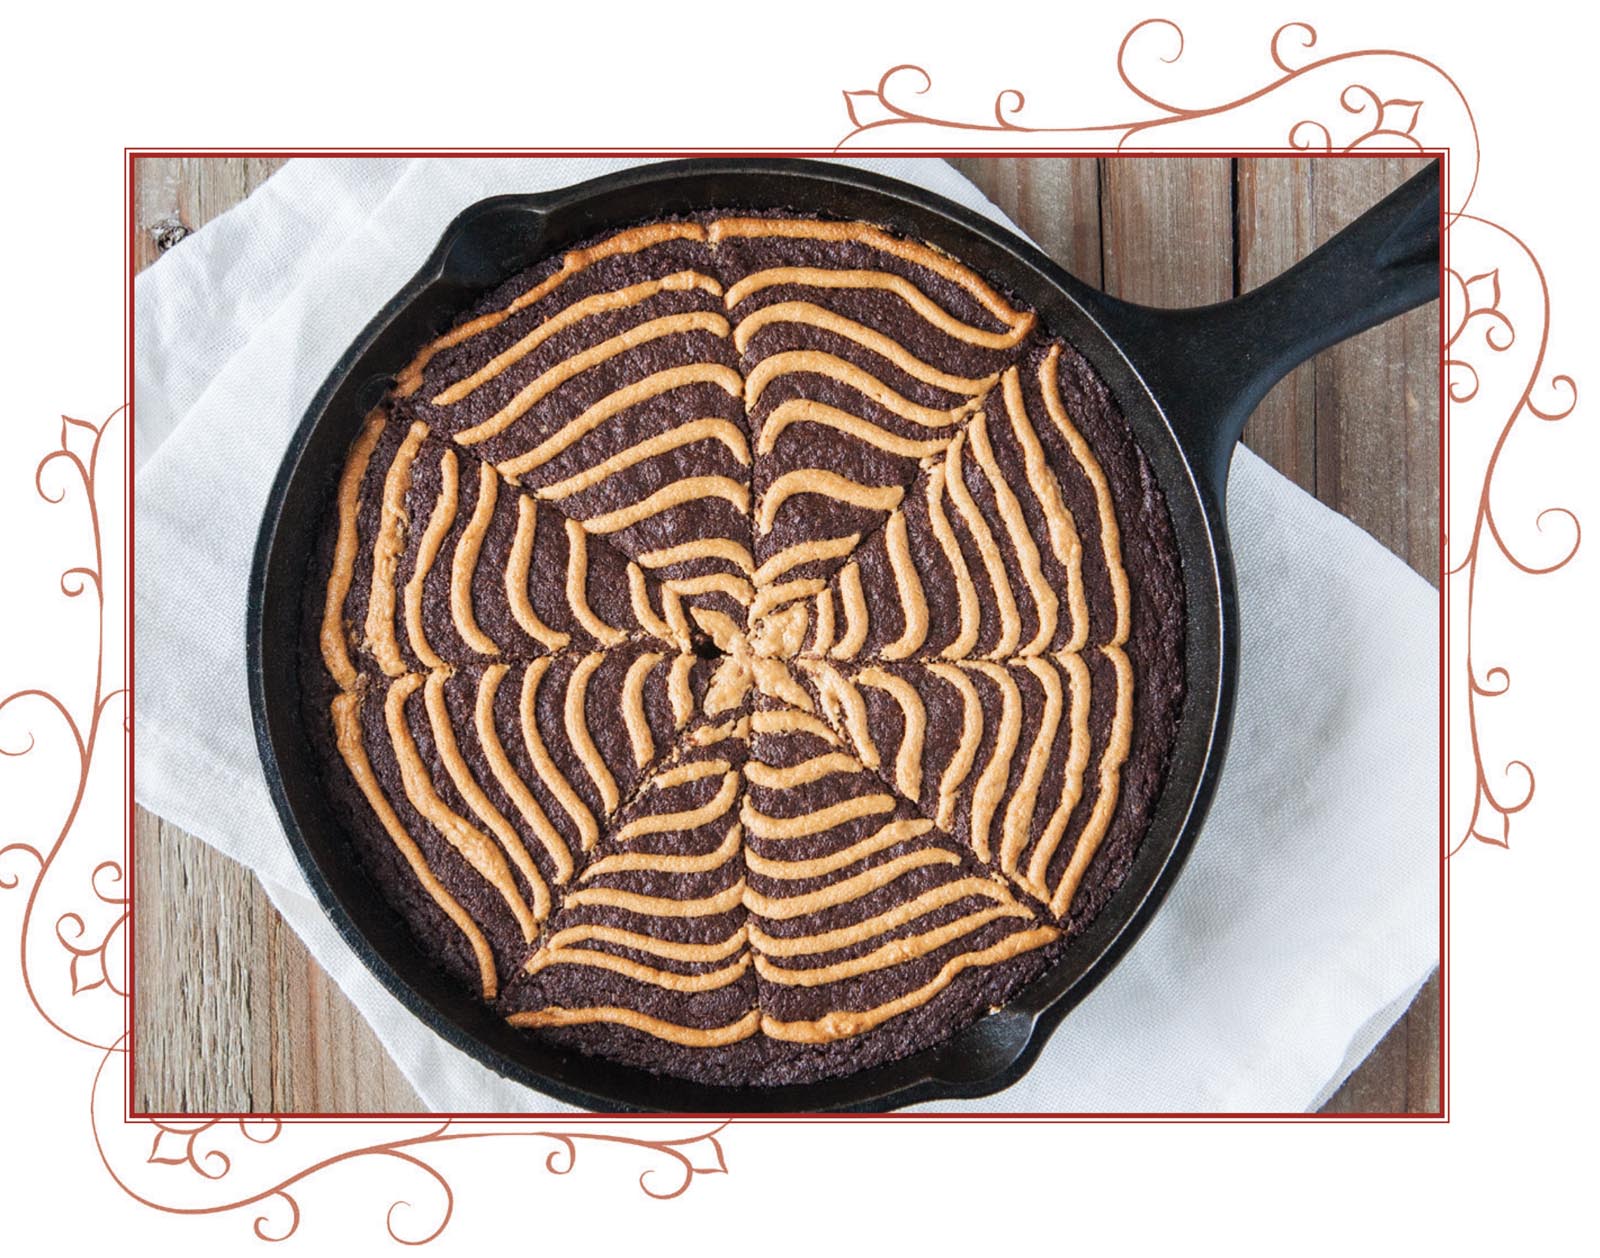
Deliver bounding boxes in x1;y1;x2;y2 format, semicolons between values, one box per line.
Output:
0;17;1578;1246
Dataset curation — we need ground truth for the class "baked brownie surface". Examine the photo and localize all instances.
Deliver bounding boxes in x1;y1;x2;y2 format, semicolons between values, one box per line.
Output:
300;210;1186;1091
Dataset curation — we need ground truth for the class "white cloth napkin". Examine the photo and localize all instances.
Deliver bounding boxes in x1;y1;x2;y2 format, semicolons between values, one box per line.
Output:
134;157;1438;1113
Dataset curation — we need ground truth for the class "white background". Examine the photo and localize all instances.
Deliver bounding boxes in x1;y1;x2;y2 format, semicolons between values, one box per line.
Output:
1;1;1595;1252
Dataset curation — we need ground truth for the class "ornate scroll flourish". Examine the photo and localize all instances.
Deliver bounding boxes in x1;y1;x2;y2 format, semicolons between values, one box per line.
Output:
841;21;1577;855
0;405;128;1052
93;1045;731;1242
839;19;1480;212
0;407;732;1246
1443;217;1579;852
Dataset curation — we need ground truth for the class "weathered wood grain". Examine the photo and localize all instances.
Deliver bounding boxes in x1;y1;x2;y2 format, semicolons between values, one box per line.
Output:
1309;157;1442;580
1099;156;1234;307
950;157;1104;285
133;815;423;1113
133;155;1439;1114
133;156;423;1114
1236;156;1319;491
133;157;290;274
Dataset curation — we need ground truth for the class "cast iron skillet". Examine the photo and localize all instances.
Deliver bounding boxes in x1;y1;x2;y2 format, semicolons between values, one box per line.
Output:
248;158;1440;1113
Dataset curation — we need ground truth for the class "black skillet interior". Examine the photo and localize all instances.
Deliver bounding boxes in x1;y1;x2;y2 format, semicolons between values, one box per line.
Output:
248;157;1440;1113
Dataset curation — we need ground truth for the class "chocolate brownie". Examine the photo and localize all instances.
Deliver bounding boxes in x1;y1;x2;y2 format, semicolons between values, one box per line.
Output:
300;209;1185;1091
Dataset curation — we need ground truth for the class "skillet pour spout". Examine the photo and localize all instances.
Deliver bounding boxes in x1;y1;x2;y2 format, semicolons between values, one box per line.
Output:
248;157;1442;1113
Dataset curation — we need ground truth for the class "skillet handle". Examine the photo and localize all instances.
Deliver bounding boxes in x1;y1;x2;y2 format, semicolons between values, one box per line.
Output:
1081;159;1441;500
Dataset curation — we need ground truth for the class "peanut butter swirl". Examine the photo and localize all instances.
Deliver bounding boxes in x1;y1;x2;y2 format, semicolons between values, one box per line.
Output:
450;461;501;656
404;448;459;670
475;664;574;884
746;351;976;428
317;213;1172;1078
433;271;724;408
507;1006;761;1048
759;929;1059;1043
332;692;498;1000
758;398;952;460
394;222;710;395
321;411;385;689
504;498;571;650
384;674;537;943
494;363;743;480
454;312;732;446
363;421;429;676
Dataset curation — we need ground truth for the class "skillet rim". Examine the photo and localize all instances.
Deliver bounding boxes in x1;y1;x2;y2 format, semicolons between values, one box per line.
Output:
246;157;1234;1113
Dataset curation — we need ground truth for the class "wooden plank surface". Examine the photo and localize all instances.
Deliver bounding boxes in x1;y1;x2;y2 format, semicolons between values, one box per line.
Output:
133;156;424;1114
134;155;1440;1114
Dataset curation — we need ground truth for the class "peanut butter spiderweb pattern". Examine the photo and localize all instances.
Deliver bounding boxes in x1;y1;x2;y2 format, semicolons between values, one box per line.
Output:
315;214;1167;1084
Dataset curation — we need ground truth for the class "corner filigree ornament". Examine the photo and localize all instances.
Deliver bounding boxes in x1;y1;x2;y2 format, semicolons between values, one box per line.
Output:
840;19;1578;854
0;406;733;1246
93;1085;733;1243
